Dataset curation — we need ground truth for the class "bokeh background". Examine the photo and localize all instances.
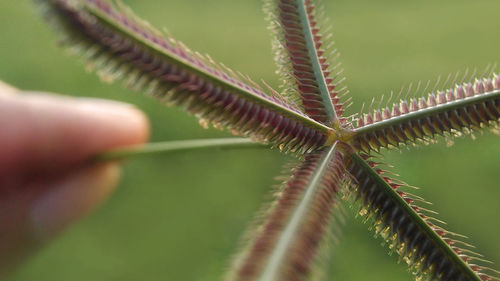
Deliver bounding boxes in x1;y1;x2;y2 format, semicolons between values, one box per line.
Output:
1;0;499;280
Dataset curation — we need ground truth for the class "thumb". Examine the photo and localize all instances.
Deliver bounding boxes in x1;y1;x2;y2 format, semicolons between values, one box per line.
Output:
31;163;120;241
0;163;120;276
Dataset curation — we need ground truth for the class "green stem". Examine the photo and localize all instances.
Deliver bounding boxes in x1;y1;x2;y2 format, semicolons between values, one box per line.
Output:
96;138;264;161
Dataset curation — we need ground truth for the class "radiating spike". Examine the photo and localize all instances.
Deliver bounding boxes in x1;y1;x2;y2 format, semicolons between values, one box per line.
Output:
265;0;349;125
354;72;500;152
38;0;332;154
345;153;497;281
228;145;346;281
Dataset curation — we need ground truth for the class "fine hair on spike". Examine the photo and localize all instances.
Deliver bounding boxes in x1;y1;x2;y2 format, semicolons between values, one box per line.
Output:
459;68;470;85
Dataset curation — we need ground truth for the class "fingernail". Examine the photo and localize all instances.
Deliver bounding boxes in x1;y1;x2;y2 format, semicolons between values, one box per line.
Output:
77;98;150;142
77;98;145;120
76;98;150;143
30;163;121;241
0;80;19;96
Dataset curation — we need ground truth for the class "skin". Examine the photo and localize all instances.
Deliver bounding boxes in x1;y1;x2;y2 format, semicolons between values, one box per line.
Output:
0;81;150;277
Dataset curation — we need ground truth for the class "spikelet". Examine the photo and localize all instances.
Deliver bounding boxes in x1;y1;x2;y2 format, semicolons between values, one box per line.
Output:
353;74;500;152
345;153;499;281
227;144;345;281
264;0;348;126
36;0;333;154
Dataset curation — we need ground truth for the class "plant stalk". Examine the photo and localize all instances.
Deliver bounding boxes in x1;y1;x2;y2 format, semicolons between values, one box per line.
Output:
96;138;264;161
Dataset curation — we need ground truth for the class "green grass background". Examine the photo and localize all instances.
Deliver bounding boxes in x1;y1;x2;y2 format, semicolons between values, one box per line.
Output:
1;0;499;280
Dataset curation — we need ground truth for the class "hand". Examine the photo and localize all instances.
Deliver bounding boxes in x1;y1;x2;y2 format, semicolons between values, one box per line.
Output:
0;81;149;277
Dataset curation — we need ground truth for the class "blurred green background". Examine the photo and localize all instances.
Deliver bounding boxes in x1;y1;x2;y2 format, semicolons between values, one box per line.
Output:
1;0;499;280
